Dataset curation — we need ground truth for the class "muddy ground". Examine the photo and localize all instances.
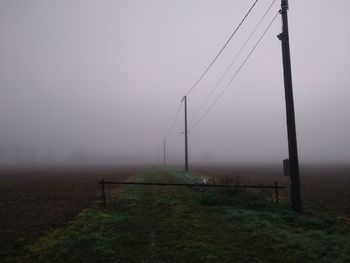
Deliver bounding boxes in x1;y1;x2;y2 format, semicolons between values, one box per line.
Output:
0;166;138;259
192;164;350;216
1;164;349;259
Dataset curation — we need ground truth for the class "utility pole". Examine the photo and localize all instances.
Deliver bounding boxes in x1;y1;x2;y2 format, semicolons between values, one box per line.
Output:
278;0;302;212
182;96;189;172
163;137;166;167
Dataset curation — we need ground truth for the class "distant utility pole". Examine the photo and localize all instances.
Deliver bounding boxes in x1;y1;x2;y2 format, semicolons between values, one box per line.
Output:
163;137;166;167
182;96;189;172
278;0;302;212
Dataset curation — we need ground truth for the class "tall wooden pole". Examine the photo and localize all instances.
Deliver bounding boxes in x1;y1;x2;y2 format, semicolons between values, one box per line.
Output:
279;0;301;212
182;96;189;172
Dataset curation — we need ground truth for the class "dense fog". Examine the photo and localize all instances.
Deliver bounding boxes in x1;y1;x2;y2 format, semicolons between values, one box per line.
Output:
1;0;349;166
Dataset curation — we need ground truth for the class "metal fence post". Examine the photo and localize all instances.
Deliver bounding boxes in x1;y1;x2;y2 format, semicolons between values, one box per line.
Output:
275;181;279;203
101;178;106;207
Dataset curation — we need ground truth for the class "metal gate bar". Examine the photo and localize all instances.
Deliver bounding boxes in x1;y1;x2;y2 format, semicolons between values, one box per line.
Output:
99;180;284;207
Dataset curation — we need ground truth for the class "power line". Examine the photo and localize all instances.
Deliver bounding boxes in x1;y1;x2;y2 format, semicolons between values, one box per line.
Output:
184;0;259;96
189;10;281;131
169;133;183;149
189;0;277;125
166;100;183;138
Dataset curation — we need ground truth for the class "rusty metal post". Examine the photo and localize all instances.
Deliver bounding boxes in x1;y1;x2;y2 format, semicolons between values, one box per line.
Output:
101;178;106;207
275;181;279;203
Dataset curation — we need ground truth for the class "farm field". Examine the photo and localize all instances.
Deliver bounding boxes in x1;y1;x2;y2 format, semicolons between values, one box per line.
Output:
192;164;350;216
1;165;350;262
2;0;349;262
0;166;139;260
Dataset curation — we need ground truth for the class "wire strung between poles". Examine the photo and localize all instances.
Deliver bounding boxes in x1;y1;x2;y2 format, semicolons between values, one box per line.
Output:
189;0;277;125
184;0;259;96
189;10;281;131
169;133;183;149
166;100;183;139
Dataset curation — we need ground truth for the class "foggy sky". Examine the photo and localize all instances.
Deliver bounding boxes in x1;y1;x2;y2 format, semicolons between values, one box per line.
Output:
1;0;350;166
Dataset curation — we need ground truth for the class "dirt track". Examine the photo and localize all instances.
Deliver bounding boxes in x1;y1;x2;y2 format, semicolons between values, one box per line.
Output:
1;165;350;260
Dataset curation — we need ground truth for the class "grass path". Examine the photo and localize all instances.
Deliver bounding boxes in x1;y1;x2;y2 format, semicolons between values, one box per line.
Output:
14;168;350;263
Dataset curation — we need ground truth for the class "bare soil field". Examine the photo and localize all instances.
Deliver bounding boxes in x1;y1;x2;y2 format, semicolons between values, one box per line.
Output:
13;168;350;262
0;166;139;259
1;164;349;260
192;164;350;216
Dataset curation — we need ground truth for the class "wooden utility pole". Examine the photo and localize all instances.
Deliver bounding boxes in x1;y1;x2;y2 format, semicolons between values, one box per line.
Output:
279;0;302;212
163;137;166;167
182;96;189;172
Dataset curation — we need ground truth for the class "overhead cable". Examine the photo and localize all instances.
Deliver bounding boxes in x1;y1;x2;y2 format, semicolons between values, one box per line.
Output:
189;0;277;125
166;100;183;138
184;0;259;96
189;10;281;131
169;133;183;149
